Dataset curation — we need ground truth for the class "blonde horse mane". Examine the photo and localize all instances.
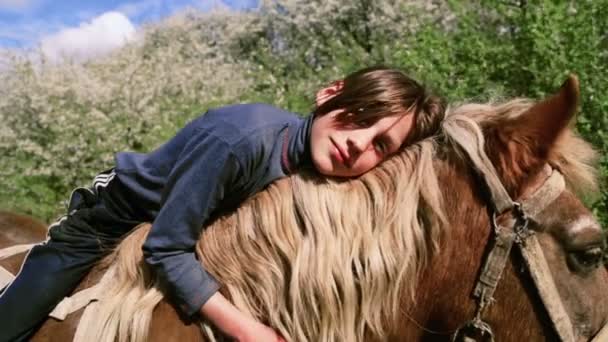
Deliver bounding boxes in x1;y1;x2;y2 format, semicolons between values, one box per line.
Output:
78;98;598;342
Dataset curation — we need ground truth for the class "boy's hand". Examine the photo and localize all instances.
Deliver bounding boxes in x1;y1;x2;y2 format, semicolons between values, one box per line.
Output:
237;320;285;342
200;292;286;342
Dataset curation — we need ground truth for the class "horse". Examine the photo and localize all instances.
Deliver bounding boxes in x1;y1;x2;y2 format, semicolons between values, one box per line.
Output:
1;75;606;341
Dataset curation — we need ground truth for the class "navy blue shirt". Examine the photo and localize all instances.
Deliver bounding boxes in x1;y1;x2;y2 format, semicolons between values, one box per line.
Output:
113;103;313;316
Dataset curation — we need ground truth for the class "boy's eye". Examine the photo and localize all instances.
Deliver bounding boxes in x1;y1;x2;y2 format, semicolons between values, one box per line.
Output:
374;140;388;154
357;119;374;127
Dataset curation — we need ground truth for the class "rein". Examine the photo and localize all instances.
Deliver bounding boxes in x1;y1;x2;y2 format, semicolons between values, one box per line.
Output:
0;243;36;288
445;116;608;342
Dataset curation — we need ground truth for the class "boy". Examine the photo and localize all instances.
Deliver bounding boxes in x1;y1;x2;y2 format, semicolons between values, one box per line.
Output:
0;66;446;341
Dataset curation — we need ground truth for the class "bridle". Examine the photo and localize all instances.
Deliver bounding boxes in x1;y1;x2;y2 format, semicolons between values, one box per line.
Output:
452;169;575;341
445;117;608;342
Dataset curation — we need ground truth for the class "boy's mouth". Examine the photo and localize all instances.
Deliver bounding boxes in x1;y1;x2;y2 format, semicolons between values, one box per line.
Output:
331;138;350;167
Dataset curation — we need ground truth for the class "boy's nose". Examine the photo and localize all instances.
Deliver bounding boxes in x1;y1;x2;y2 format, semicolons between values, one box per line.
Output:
347;132;372;153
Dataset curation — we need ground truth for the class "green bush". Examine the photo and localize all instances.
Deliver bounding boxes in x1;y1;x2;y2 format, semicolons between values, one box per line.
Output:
399;0;608;225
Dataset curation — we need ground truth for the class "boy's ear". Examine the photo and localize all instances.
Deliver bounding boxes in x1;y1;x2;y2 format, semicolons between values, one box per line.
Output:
315;80;344;107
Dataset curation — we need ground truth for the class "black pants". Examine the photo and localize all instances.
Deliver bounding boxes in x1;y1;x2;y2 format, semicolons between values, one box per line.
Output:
0;170;142;342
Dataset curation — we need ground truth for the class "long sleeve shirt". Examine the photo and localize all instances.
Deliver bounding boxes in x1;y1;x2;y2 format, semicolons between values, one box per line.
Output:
112;103;313;316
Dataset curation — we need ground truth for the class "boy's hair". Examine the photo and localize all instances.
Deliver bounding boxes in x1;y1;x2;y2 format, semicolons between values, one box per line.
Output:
314;66;447;146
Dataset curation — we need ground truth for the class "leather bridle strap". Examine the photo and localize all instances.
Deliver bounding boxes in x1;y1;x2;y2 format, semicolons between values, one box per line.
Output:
518;171;575;342
444;116;514;215
520;170;566;220
446;117;522;341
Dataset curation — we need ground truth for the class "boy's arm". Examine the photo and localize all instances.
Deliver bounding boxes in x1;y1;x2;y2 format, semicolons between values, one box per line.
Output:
142;128;240;316
142;129;284;340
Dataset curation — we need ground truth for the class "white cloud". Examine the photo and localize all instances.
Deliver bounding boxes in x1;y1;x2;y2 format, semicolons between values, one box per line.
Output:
40;11;136;63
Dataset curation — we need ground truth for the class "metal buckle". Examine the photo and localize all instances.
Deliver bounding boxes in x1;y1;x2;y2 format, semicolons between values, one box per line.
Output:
491;202;533;245
452;317;494;342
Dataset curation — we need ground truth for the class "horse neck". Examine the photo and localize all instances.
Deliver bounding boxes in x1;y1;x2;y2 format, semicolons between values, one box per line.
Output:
394;158;557;340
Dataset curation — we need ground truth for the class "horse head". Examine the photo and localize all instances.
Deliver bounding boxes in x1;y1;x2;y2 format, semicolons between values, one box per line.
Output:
412;76;607;341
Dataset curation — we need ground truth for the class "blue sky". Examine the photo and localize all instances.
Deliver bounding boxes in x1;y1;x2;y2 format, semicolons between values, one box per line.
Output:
0;0;257;48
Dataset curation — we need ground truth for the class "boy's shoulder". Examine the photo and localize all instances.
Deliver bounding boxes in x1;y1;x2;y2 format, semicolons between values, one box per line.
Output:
199;103;303;143
206;103;300;127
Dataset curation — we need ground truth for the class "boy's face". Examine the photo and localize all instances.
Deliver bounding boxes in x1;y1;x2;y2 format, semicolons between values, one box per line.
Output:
310;109;414;178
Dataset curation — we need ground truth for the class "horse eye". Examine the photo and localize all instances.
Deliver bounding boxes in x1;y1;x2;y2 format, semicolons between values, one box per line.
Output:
567;246;604;274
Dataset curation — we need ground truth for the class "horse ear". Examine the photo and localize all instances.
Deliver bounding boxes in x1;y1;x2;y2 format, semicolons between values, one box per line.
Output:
487;75;580;195
515;74;579;154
